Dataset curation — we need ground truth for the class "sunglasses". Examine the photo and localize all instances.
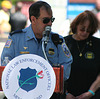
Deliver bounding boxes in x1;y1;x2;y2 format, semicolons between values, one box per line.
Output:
37;17;55;24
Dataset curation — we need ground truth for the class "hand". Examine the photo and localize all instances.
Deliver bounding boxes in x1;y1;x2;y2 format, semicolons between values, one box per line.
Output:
66;93;76;99
76;92;93;99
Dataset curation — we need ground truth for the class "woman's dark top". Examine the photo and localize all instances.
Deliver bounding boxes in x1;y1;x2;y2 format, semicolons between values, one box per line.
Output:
64;35;100;99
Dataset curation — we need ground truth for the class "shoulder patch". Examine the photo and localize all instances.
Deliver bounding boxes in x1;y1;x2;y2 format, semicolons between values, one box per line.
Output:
62;43;71;57
9;30;23;36
5;39;12;48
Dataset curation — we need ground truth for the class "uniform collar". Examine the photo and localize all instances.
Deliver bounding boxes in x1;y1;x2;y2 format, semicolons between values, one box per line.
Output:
23;24;37;41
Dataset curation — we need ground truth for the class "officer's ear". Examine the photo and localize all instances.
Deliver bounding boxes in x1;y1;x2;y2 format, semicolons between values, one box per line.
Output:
31;16;36;24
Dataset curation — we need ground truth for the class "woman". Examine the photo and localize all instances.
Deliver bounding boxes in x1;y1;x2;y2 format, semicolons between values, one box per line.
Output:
64;10;100;99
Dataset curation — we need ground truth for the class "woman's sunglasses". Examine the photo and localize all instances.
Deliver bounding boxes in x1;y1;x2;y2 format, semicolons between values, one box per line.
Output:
37;17;55;24
80;28;90;33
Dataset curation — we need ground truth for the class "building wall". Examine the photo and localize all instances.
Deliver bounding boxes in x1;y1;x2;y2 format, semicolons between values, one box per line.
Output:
69;0;96;3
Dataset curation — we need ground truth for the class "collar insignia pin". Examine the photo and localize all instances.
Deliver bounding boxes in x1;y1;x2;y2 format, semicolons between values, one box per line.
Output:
24;47;28;50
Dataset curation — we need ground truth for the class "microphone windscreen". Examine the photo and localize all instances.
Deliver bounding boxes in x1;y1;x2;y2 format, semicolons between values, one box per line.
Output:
45;26;51;32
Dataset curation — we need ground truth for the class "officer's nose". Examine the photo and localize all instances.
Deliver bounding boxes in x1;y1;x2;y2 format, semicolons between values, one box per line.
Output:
47;20;52;26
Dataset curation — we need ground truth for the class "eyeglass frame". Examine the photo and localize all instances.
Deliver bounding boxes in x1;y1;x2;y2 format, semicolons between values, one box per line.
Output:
79;28;91;33
36;17;55;24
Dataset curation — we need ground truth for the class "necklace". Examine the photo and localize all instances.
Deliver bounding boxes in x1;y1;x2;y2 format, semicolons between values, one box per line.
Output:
76;41;87;57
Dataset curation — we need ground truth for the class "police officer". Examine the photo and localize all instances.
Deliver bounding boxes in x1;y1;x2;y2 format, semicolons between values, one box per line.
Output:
1;1;73;99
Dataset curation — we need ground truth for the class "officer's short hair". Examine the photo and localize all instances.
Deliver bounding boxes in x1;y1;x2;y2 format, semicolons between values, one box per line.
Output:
70;10;99;36
29;1;52;22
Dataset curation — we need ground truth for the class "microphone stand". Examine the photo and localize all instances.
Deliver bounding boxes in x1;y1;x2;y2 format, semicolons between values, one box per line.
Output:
42;39;49;62
42;26;51;62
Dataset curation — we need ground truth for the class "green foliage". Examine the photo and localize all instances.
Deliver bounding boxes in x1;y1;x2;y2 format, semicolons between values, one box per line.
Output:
11;0;35;4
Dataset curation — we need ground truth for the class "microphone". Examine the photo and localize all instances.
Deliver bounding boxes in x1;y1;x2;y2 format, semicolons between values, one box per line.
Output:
43;26;51;44
42;26;51;61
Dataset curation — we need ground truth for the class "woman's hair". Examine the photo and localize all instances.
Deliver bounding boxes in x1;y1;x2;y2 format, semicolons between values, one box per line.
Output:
70;10;99;36
29;1;51;22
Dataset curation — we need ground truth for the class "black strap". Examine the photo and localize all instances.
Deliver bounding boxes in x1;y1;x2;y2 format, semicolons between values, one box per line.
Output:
51;34;63;47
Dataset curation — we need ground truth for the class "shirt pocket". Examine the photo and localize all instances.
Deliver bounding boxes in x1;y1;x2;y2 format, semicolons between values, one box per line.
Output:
15;47;30;56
